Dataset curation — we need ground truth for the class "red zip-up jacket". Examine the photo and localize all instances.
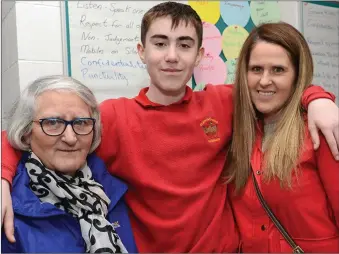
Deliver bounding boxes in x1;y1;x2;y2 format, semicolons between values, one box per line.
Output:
1;84;335;252
229;121;339;252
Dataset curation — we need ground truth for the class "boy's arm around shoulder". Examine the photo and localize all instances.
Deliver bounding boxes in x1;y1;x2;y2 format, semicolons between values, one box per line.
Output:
301;84;335;107
1;131;22;185
205;83;334;109
204;83;234;110
302;85;339;159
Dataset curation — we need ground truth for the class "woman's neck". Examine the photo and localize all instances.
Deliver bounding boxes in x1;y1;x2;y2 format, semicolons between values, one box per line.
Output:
263;113;280;125
262;121;277;152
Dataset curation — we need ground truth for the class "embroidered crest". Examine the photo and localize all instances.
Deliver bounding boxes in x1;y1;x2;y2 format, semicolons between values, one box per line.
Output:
200;117;220;143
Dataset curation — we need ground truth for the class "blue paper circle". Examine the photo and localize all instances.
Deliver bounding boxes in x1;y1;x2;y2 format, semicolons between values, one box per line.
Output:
220;1;250;27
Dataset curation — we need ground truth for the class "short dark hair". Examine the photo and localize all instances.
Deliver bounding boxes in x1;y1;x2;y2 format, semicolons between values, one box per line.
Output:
141;2;203;48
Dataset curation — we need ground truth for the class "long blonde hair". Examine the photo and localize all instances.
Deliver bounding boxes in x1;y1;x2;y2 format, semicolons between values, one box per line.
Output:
225;22;314;192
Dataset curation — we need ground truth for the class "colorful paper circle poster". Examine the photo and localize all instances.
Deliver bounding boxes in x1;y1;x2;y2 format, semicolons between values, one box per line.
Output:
189;0;280;89
220;1;250;27
250;1;280;26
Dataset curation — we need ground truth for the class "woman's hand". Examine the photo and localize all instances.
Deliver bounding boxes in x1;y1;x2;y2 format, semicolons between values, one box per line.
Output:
2;179;15;243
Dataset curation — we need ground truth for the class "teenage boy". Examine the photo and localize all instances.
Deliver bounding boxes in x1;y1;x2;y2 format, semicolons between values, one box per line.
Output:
2;2;339;252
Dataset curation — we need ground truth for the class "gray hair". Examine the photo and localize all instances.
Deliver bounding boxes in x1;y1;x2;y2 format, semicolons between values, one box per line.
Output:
6;75;101;153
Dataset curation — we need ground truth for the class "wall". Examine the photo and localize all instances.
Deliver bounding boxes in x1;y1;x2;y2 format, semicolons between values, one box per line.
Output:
1;1;63;129
0;1;321;128
2;0;19;128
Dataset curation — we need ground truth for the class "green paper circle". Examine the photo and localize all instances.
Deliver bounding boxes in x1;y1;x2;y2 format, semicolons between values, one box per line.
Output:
250;1;280;26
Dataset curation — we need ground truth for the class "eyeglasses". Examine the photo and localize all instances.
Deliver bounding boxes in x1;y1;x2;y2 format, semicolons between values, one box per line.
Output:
33;118;96;136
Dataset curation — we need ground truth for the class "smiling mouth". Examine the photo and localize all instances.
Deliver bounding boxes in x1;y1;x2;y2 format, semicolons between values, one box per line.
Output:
258;91;276;96
161;69;181;73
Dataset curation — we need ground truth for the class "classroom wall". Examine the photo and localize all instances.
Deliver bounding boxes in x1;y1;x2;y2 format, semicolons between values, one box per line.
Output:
2;0;19;129
1;1;63;129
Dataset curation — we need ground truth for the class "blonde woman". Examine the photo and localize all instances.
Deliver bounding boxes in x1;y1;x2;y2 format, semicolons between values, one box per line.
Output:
226;22;339;252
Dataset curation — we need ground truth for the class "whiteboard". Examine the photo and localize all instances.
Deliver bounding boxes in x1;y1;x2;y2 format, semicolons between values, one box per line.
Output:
63;1;189;102
302;2;339;105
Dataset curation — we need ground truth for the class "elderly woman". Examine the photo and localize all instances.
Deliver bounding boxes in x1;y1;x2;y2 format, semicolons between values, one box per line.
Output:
1;75;137;253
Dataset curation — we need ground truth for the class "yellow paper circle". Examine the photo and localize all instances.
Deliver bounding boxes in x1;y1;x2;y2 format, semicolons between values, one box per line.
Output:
188;1;220;24
222;25;249;60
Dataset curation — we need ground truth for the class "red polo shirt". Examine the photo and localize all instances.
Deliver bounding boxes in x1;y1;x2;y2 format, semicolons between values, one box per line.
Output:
95;84;238;252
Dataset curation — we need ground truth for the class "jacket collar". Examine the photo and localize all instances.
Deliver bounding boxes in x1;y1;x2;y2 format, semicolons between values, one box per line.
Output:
12;152;127;218
135;86;193;108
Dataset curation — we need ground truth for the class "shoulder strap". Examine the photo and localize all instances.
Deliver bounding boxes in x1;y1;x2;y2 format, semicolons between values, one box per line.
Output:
252;171;304;253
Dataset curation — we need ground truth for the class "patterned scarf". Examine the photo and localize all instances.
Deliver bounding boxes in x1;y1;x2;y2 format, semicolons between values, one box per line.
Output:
25;152;128;253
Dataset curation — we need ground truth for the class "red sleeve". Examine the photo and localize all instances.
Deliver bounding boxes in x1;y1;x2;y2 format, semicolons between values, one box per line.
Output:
95;99;118;169
1;131;22;185
301;85;336;109
204;83;234;106
204;84;234;122
316;134;339;228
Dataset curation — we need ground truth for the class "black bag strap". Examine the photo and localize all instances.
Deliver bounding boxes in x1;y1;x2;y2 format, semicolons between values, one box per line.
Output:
251;170;304;253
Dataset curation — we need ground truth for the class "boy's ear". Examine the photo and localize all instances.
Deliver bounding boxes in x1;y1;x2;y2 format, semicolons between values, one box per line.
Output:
195;47;205;67
137;43;146;64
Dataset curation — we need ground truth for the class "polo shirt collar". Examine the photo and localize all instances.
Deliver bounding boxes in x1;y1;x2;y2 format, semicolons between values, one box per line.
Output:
135;86;193;108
